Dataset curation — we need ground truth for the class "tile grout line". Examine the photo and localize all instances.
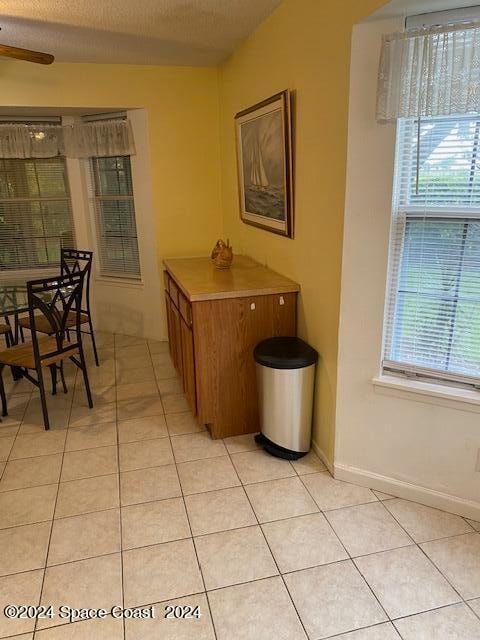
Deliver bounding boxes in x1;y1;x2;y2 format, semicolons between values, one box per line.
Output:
303;461;479;626
373;491;480;525
298;473;393;629
1;457;478;621
0;526;421;582
329;497;477;627
222;444;311;639
377;499;470;609
146;337;219;640
320;619;401;640
467;599;480;623
33;363;76;636
387;601;480;636
2;386;32;467
298;474;478;618
199;448;247;640
113;333;127;640
1;337;479;638
32;574;479;638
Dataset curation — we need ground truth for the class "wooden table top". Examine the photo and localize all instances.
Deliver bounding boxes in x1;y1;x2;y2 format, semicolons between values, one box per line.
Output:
163;255;300;302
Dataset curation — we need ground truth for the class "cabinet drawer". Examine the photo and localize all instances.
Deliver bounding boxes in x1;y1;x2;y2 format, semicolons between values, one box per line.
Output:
163;270;170;292
168;277;180;308
178;292;192;327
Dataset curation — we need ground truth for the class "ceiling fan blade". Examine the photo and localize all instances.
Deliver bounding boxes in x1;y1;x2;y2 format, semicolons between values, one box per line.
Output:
0;43;54;65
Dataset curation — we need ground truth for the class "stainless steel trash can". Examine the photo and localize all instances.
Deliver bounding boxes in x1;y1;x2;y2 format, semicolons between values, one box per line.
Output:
254;337;318;460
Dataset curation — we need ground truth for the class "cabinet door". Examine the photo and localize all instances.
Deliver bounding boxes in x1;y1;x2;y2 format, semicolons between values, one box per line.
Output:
272;292;297;336
164;291;175;362
170;301;183;379
241;295;277;431
192;293;297;439
180;317;197;415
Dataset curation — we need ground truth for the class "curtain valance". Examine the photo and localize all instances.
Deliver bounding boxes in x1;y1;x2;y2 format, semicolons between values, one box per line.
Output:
0;119;136;158
376;23;480;122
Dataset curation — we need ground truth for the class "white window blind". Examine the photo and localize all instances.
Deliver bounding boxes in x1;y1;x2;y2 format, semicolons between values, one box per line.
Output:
383;116;480;387
0;157;75;270
90;155;141;279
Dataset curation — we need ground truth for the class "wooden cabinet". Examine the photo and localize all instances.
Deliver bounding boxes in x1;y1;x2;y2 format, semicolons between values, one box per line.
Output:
164;288;191;409
170;301;183;381
180;318;196;415
164;291;181;376
164;292;174;362
163;256;299;439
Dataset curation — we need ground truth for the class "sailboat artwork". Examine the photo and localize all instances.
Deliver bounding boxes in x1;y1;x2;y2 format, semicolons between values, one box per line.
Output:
235;90;294;238
250;140;269;190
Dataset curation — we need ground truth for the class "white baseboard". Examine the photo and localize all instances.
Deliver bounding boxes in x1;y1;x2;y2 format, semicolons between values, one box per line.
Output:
311;440;334;475
334;461;480;522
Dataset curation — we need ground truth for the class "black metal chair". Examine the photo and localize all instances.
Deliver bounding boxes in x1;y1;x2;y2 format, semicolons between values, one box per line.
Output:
18;249;100;367
0;319;13;348
0;272;93;430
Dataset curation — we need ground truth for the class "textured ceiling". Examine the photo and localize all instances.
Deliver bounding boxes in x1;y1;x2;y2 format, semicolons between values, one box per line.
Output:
0;0;283;66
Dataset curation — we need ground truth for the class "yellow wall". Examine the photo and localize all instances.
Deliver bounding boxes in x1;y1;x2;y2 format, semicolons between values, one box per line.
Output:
219;0;385;461
0;61;223;264
0;0;385;462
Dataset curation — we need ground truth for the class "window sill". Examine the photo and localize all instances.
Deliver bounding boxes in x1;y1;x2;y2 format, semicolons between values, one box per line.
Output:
372;374;480;413
94;276;144;289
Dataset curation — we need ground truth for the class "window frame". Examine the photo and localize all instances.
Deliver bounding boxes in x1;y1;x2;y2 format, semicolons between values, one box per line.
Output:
382;116;480;389
89;154;142;281
0;156;76;272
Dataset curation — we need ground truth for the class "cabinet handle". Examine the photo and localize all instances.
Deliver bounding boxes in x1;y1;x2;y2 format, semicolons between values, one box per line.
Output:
250;303;256;311
279;296;285;306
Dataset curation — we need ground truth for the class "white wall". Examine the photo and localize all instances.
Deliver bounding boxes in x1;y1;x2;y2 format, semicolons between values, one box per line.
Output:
67;109;164;341
335;17;480;520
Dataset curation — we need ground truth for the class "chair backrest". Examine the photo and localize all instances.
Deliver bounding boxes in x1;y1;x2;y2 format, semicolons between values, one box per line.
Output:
60;248;93;314
27;272;86;364
0;285;23;316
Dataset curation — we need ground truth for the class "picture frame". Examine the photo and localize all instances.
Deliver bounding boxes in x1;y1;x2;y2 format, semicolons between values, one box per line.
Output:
235;90;294;238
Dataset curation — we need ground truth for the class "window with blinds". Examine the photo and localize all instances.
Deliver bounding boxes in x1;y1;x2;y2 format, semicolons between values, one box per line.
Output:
383;116;480;387
0;157;75;270
90;155;141;279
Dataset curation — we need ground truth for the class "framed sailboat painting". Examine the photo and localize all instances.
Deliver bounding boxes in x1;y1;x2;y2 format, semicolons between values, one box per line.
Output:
235;90;294;237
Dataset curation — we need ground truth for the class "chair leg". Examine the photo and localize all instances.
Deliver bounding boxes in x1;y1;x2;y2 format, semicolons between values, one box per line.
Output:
13;315;19;344
0;366;7;417
77;348;93;409
9;318;22;382
37;368;50;430
88;318;100;367
49;365;57;396
11;366;21;382
59;362;68;394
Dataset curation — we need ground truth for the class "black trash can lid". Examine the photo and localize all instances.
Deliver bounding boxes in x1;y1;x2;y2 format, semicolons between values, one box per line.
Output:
254;336;318;370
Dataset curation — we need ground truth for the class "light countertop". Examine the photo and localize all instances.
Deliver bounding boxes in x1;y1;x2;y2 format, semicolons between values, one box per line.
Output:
163;255;300;302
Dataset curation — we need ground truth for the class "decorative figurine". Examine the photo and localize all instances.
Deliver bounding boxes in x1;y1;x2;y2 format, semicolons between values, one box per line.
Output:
211;239;233;270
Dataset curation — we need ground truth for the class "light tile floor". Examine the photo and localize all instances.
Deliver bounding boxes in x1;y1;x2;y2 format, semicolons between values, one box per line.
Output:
0;333;478;639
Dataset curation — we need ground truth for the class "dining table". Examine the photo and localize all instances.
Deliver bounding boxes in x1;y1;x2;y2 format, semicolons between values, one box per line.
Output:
0;279;30;343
